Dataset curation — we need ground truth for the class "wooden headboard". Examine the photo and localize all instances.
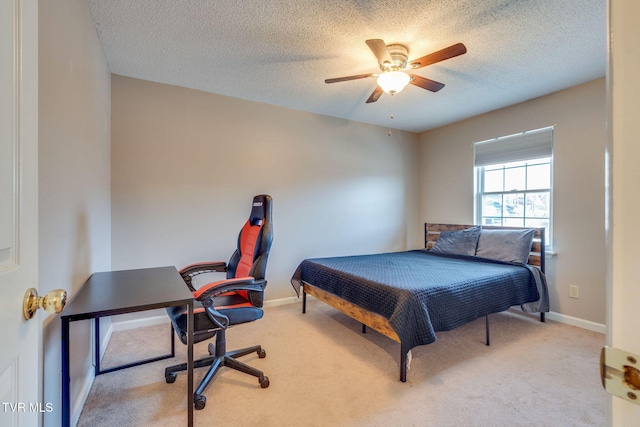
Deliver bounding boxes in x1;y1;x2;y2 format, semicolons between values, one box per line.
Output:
424;223;546;272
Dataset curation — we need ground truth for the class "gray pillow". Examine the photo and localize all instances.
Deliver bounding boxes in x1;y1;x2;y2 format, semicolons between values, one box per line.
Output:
431;226;481;256
475;229;535;264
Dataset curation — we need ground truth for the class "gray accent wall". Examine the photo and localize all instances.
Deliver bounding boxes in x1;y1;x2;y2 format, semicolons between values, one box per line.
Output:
39;0;112;425
110;75;421;301
418;78;607;325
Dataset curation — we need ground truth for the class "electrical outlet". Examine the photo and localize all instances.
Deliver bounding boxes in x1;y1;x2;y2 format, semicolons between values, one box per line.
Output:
569;285;580;299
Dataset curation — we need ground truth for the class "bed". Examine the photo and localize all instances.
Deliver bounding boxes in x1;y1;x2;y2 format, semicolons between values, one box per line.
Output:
290;223;549;382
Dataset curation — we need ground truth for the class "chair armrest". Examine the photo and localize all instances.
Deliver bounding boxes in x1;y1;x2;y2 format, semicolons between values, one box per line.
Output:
194;277;267;330
193;276;266;301
179;261;228;291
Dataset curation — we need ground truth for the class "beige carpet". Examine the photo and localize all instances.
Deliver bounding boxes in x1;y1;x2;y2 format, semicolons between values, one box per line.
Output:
78;300;607;426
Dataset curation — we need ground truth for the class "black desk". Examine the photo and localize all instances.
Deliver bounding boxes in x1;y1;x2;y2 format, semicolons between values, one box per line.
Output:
60;266;194;427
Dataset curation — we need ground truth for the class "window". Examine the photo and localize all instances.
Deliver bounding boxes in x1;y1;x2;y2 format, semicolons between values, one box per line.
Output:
474;127;553;246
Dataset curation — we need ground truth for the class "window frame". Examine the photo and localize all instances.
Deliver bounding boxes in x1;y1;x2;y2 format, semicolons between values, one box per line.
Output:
474;145;554;251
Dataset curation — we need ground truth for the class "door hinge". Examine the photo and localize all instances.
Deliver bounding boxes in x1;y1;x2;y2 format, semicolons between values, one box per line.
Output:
601;346;640;405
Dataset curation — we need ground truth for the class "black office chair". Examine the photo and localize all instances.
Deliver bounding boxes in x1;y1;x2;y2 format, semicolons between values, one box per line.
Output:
165;194;273;410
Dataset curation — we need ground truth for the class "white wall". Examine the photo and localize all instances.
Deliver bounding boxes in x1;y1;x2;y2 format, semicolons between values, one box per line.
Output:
38;0;111;425
111;76;420;302
418;78;607;325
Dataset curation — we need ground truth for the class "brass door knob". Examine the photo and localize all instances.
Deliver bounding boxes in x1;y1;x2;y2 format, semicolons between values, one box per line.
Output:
23;288;67;320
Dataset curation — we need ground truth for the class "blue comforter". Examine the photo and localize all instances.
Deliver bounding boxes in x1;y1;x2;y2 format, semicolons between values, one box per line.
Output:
291;250;546;351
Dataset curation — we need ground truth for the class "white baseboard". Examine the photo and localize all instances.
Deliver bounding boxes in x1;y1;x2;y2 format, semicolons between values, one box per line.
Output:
111;314;170;331
71;320;115;427
71;370;93;427
100;320;114;360
545;311;606;334
264;296;300;307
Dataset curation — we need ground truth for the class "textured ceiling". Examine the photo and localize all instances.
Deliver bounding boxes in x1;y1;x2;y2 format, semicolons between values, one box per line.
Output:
86;0;606;133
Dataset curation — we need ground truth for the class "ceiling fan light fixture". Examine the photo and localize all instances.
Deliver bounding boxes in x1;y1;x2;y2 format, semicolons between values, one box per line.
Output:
377;71;411;95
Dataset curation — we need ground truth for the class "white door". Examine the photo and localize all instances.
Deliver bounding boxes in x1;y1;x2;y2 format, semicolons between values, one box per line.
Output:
608;0;640;425
0;0;40;426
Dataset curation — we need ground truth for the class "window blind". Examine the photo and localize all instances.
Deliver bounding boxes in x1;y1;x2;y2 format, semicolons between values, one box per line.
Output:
474;126;553;167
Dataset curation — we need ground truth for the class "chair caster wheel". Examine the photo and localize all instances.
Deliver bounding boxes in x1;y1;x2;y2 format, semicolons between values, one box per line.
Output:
165;373;177;384
258;349;266;358
259;375;270;388
194;396;206;410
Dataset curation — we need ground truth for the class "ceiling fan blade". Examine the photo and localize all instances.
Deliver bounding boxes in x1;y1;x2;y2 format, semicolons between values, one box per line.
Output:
325;73;375;84
365;39;393;65
408;43;467;69
366;86;384;103
409;74;445;92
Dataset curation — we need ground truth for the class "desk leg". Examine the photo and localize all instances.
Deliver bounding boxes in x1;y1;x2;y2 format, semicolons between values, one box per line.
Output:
94;318;101;376
61;318;71;427
187;302;194;426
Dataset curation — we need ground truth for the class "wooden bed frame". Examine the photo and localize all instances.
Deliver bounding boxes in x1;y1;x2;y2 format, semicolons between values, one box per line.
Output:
301;223;546;382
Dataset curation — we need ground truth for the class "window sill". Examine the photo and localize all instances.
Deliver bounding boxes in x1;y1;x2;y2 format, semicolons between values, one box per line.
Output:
545;250;556;259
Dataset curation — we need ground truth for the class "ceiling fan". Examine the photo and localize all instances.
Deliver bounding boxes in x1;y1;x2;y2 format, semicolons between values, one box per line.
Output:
325;39;467;103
